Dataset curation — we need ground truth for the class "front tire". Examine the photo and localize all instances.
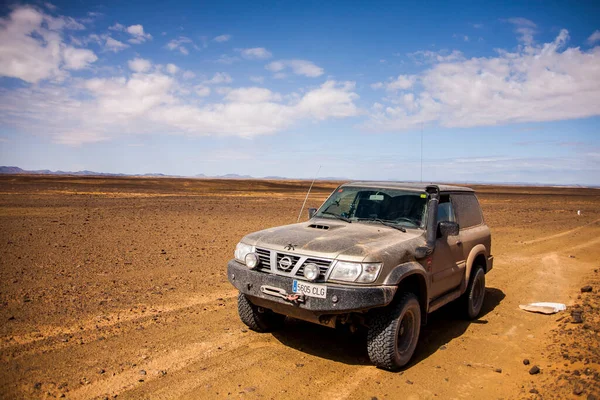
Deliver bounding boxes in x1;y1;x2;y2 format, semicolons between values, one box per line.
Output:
237;293;285;332
463;266;486;319
367;293;421;370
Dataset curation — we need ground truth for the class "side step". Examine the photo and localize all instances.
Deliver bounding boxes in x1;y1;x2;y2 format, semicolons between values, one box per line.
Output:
428;288;462;313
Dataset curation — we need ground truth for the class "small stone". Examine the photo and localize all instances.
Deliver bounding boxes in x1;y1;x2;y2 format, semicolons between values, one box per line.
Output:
523;359;530;365
371;397;378;400
98;369;105;374
580;286;593;293
439;345;447;350
8;316;15;321
571;310;584;324
139;370;146;375
573;384;584;395
295;363;304;368
33;382;42;390
241;329;248;333
529;388;539;394
529;365;541;375
158;370;167;376
406;380;413;385
494;368;502;373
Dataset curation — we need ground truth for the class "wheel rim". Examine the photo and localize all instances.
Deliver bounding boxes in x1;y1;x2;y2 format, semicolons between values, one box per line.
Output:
472;272;485;313
397;310;415;354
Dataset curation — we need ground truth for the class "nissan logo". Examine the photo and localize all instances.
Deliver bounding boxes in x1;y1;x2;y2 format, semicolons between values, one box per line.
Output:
278;256;293;271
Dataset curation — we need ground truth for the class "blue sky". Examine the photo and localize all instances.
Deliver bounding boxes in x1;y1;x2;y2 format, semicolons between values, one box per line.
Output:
0;0;599;185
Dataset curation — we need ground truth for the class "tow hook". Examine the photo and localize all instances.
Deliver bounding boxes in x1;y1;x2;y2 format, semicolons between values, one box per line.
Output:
260;285;305;304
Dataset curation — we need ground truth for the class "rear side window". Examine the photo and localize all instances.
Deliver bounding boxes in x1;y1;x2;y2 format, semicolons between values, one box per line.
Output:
451;193;483;228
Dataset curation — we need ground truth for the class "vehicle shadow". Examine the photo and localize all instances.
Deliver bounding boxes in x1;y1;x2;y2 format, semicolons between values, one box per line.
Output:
270;287;505;368
409;287;505;367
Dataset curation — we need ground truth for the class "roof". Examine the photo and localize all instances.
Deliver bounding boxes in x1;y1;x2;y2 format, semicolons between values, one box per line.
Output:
342;181;475;193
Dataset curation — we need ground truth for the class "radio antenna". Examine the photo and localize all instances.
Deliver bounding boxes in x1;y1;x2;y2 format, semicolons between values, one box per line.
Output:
420;123;424;183
297;165;322;222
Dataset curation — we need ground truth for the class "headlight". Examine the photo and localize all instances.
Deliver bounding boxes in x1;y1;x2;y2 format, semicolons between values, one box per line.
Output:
303;263;320;281
245;253;260;269
234;242;253;264
356;263;383;283
329;261;382;283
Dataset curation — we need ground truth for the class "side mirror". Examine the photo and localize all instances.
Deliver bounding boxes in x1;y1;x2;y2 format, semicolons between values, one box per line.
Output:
308;208;317;219
438;221;459;237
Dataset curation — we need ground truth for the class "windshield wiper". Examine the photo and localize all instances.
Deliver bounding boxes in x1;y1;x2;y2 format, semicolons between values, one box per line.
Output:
320;211;352;223
358;218;406;232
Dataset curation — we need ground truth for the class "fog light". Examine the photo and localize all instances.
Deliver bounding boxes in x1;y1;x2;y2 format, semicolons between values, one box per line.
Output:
303;263;320;281
245;253;260;269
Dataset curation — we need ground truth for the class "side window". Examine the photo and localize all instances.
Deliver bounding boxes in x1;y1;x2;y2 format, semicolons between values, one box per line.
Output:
437;195;455;223
452;193;483;228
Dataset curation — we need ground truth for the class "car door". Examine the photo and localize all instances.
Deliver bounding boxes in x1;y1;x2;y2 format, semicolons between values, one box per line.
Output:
429;194;466;299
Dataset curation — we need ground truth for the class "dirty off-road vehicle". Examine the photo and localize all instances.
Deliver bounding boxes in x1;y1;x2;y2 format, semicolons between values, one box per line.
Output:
227;182;493;369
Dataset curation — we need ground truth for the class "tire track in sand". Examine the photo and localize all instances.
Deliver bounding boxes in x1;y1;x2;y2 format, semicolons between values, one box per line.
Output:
0;290;237;351
522;218;600;245
67;330;262;400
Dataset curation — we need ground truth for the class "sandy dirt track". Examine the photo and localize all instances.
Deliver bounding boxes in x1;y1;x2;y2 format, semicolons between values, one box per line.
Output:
0;176;599;399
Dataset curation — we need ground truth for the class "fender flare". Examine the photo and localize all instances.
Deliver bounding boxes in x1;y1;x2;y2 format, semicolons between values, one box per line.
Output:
383;261;430;313
461;244;487;292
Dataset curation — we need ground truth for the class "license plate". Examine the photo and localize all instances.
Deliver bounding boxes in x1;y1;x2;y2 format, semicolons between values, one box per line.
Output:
292;280;327;299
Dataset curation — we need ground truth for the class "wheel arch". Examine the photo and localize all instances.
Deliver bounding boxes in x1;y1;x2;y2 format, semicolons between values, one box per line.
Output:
461;245;488;292
383;262;429;320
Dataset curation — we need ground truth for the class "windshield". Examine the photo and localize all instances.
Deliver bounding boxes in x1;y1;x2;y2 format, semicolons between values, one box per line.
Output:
315;186;428;229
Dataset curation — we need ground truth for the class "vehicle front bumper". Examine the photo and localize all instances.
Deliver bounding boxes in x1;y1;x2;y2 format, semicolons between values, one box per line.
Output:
227;260;396;315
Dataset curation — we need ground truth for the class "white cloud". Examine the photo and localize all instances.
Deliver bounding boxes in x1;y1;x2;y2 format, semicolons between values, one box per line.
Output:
249;76;264;84
182;70;196;79
0;70;359;144
128;58;152;73
408;49;464;64
204;72;233;85
588;30;600;45
506;17;537;45
104;37;129;52
213;34;231;42
165;63;179;74
126;24;152;44
109;23;125;31
62;47;97;69
166;36;195;55
371;74;416;91
194;86;210;97
0;6;98;83
266;59;324;77
368;30;600;131
240;47;272;60
224;87;282;103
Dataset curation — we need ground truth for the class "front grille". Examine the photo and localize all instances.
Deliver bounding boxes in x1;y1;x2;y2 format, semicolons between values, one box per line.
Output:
254;247;333;282
276;253;301;272
255;247;271;272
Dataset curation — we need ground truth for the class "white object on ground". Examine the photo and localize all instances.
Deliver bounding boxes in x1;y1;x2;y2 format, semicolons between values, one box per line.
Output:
519;302;567;315
577;210;581;215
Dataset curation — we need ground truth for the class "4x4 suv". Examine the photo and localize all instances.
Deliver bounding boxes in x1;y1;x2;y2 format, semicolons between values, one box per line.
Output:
227;182;493;369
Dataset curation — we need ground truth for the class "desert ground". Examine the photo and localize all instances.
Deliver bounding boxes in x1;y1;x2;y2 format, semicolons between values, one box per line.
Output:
0;175;599;400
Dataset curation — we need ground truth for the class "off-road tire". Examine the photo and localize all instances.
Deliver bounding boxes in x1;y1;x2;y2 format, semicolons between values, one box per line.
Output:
367;293;421;370
237;293;285;332
462;266;486;319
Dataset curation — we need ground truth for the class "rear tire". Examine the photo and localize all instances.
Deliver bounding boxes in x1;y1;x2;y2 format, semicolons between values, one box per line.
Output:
367;293;421;370
462;266;486;319
237;293;285;332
